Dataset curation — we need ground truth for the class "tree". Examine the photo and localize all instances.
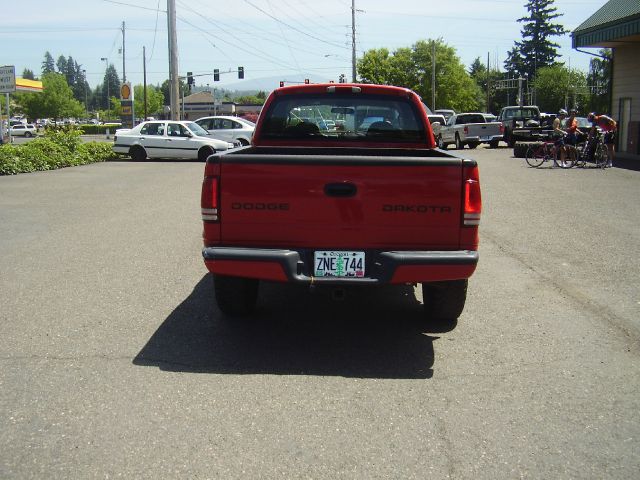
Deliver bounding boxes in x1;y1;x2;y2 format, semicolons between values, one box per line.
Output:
532;64;587;113
504;0;567;80
135;84;164;116
100;64;121;112
585;49;612;114
159;79;189;105
357;39;482;112
16;72;84;121
42;52;55;75
234;95;266;105
468;57;505;113
22;69;36;80
56;55;68;75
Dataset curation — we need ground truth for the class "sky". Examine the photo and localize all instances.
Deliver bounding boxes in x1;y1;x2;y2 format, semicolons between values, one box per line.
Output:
1;0;609;92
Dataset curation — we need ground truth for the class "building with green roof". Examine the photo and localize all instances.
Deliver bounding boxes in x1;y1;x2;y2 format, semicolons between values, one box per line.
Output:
573;0;640;161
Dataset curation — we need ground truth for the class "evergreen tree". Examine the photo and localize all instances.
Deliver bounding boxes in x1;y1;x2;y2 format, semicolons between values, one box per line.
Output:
22;69;36;80
101;64;121;113
504;0;567;80
56;55;68;74
469;58;486;78
42;52;55;75
65;56;77;87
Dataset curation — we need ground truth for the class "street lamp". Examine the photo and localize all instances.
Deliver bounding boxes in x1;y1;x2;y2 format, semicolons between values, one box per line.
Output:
100;57;109;113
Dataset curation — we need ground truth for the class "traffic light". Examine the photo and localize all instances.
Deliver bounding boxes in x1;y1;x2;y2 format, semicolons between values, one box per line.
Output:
214;69;220;82
238;66;244;79
187;72;193;85
304;79;310;84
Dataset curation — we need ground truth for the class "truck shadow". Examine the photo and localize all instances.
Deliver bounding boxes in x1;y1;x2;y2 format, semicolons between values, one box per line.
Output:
133;275;457;379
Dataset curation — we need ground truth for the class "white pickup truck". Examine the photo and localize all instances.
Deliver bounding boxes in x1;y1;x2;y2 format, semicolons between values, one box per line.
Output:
436;113;503;149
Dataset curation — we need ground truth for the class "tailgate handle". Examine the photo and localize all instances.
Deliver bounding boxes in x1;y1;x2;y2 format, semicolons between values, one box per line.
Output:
324;182;357;197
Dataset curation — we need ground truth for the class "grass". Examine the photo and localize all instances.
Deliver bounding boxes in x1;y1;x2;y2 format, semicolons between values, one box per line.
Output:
0;127;118;175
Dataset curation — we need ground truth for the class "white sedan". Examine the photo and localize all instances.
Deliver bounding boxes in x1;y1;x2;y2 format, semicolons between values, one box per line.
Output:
194;116;255;146
113;120;236;162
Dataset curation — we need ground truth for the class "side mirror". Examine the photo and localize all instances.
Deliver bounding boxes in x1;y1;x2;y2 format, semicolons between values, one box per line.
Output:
431;121;441;127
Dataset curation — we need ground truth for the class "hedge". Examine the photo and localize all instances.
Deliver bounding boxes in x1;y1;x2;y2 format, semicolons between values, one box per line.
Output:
0;127;119;175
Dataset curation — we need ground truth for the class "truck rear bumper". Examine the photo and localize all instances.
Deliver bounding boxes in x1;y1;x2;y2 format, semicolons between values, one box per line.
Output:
202;247;478;285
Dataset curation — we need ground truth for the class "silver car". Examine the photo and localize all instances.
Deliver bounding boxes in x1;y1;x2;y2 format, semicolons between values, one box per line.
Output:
195;116;255;146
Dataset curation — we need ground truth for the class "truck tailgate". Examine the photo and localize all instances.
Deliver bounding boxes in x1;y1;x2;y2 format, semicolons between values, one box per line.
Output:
217;155;464;250
466;123;501;138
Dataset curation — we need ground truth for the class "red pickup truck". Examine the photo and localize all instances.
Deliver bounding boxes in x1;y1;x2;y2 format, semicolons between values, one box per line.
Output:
201;83;481;321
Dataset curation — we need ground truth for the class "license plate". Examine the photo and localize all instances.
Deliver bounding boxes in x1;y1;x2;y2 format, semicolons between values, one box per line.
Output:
314;251;365;277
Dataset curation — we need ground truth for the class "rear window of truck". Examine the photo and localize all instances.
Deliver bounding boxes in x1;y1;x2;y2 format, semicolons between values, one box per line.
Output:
260;93;427;143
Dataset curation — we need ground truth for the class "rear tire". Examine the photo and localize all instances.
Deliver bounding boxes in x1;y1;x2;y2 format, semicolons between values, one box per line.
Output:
24;132;32;138
489;140;499;149
422;280;468;321
594;143;607;168
437;135;447;149
213;274;259;316
468;142;479;149
130;146;147;162
455;134;464;149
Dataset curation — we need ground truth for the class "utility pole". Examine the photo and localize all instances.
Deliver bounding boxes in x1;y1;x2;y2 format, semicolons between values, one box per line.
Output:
351;0;356;82
167;0;179;120
122;21;126;83
143;46;148;120
486;52;490;113
431;41;436;109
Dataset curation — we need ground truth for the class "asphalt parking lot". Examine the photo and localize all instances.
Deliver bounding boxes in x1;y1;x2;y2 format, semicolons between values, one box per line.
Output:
1;146;638;478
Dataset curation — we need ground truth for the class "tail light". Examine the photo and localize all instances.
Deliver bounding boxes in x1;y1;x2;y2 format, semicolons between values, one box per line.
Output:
464;125;469;135
201;175;219;222
463;165;481;226
499;123;504;134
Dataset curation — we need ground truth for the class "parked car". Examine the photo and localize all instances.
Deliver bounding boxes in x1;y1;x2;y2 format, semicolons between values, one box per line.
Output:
438;113;503;149
195;115;255;146
434;109;455;121
427;114;446;137
113;120;236;162
482;113;497;123
10;124;37;137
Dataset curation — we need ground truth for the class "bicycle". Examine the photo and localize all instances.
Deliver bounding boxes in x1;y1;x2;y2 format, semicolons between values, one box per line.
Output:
575;128;608;169
525;140;575;168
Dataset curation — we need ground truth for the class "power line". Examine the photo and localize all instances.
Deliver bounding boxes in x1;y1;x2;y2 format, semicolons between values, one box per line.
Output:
242;0;350;50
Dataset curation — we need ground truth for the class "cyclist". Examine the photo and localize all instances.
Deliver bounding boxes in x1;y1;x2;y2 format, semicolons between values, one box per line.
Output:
564;109;579;164
587;112;617;167
552;109;569;165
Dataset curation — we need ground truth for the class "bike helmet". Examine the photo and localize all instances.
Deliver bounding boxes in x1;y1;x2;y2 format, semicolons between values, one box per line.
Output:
558;108;568;116
569;109;577;115
587;112;595;121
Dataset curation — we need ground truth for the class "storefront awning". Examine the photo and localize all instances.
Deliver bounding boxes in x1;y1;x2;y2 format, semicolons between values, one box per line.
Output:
16;78;43;93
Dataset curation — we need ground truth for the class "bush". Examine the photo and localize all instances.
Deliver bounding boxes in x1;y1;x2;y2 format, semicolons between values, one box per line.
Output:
0;128;118;175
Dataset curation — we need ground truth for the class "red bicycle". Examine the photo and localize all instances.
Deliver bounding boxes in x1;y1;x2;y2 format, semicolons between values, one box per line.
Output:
525;140;576;168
